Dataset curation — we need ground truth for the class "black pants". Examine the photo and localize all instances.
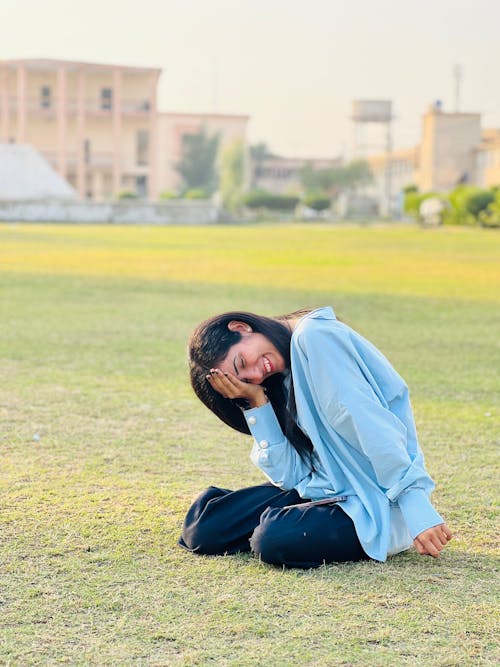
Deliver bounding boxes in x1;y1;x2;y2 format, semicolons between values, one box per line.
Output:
178;483;368;569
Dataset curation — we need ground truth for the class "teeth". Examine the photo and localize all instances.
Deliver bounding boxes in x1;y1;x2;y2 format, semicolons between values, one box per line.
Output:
263;356;272;374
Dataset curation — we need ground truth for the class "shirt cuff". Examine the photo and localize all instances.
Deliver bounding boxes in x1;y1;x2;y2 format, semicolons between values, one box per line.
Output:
243;401;286;447
397;487;444;539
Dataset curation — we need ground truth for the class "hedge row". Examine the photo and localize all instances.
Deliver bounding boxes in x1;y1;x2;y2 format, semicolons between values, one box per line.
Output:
404;185;500;227
242;190;330;212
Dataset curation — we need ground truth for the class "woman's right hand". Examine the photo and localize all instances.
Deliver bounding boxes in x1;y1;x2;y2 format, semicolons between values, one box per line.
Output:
206;368;268;408
413;523;453;557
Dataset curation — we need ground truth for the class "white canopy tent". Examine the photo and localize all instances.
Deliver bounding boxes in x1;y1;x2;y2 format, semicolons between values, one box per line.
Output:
0;144;77;200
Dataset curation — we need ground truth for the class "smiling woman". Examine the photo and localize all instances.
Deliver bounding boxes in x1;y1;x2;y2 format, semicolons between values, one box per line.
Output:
181;307;452;568
216;321;287;383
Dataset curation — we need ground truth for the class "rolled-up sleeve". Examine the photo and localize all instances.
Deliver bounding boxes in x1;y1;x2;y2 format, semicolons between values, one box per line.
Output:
331;397;443;537
297;324;444;539
243;402;313;491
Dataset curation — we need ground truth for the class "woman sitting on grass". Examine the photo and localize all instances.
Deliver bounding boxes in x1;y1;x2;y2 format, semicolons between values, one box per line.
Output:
179;306;452;568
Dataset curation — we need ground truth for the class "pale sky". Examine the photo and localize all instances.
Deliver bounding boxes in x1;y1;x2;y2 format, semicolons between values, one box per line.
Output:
1;0;499;158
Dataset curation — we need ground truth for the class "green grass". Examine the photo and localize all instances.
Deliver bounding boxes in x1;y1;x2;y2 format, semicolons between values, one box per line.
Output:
0;222;499;666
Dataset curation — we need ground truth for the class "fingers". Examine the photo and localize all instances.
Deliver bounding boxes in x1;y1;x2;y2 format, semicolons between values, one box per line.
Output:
425;535;442;558
206;368;235;398
206;368;247;399
414;524;453;558
441;524;453;541
413;537;440;558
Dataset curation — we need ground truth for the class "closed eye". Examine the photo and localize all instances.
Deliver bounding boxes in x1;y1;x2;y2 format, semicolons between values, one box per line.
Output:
232;354;246;376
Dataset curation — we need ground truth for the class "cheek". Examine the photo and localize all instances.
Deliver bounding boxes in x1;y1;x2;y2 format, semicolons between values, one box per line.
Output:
217;359;232;374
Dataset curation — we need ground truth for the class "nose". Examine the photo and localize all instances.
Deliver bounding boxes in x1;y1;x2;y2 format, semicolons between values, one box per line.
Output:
243;365;264;384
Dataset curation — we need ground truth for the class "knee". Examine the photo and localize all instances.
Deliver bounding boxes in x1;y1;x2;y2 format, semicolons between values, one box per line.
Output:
178;486;227;555
249;507;284;565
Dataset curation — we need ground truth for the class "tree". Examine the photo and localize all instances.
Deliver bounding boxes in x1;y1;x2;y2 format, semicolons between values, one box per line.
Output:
300;160;373;198
300;163;340;194
220;139;246;212
302;192;331;212
342;160;373;189
174;127;220;195
249;142;275;162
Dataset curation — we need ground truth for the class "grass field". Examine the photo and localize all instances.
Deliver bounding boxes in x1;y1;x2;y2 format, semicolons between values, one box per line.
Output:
1;222;499;666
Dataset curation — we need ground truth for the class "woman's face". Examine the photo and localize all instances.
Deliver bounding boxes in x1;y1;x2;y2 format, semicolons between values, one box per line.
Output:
216;325;286;385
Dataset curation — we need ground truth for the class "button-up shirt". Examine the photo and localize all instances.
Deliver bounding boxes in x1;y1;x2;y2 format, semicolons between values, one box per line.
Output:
243;307;443;562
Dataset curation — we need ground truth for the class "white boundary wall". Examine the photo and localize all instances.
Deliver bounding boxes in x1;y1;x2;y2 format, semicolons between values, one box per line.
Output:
0;200;221;224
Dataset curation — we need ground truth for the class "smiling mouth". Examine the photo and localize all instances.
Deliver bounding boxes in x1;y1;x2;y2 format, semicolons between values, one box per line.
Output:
263;355;273;375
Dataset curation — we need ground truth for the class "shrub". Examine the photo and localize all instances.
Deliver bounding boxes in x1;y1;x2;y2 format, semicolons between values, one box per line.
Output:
159;190;178;200
117;190;138;200
442;186;481;226
184;188;210;199
404;191;438;219
478;190;500;228
243;190;300;212
465;189;496;217
303;192;331;212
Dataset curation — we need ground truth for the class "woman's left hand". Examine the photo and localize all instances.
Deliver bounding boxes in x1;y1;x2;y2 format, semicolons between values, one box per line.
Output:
413;523;452;557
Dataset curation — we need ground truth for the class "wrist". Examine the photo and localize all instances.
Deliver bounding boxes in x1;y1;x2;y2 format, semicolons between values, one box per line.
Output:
247;391;268;409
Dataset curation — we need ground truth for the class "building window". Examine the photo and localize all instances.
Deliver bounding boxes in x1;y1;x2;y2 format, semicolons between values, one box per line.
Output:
136;175;147;198
101;88;113;110
40;86;51;109
136;129;149;166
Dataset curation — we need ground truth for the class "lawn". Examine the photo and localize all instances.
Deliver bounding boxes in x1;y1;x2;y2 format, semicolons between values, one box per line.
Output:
0;222;499;666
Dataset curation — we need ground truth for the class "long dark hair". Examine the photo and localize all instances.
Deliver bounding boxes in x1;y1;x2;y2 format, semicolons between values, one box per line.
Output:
188;310;314;460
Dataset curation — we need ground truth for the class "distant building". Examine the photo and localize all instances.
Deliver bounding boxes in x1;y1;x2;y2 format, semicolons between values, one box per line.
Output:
363;146;419;214
419;104;481;191
0;58;160;200
0;58;248;200
475;128;500;188
251;156;342;193
363;104;500;215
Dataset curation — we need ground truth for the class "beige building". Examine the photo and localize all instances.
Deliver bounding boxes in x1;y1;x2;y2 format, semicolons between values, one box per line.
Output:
252;156;342;193
0;58;248;200
419;104;482;191
363;104;500;215
0;58;160;199
364;146;419;214
475;128;500;188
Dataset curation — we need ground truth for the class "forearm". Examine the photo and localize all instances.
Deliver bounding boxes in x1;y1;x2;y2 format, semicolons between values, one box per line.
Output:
244;402;313;490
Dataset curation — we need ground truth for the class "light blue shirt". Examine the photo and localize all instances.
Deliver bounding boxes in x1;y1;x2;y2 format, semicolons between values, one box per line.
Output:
243;307;443;562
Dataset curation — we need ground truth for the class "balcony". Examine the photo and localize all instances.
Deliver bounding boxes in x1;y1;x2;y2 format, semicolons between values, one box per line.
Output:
8;96;152;116
42;150;114;168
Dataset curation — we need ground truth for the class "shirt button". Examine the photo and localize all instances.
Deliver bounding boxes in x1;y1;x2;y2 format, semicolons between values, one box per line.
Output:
259;440;268;449
248;416;257;425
